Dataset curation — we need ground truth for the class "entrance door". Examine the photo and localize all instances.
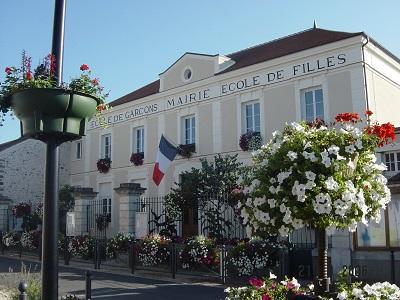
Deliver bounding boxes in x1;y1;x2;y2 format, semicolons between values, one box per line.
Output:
182;202;198;237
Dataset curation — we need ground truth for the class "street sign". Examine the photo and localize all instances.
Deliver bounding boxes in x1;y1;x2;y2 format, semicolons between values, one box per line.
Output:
66;212;75;236
135;212;148;239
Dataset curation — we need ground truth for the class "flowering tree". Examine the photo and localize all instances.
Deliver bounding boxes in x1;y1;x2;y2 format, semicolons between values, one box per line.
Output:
239;112;395;294
240;112;394;237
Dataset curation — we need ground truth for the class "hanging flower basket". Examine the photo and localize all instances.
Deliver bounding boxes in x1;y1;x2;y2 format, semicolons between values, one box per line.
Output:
11;88;100;140
178;143;196;158
97;158;111;173
130;152;144;166
1;53;110;141
239;131;262;151
12;202;32;218
96;213;111;231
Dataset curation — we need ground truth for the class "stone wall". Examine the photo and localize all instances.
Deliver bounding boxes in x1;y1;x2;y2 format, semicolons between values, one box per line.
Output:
0;139;70;205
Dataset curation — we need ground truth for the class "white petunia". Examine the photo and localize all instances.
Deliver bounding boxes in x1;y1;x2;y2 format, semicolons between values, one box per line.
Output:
267;198;276;208
337;291;347;300
327;145;340;156
254;198;266;207
313;193;332;214
292;219;304;229
280;203;289;213
305;171;316;181
269;272;277;279
325;176;339;191
287;151;298;161
278;225;289;237
345;144;356;154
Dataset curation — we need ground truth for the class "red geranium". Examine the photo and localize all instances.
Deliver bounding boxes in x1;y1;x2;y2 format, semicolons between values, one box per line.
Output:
365;110;373;117
4;67;12;75
92;78;99;86
25;71;32;80
80;64;89;71
366;122;396;147
335;112;360;123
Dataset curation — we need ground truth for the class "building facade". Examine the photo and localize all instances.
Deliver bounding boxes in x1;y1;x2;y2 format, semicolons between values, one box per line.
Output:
69;27;400;281
0;138;70;231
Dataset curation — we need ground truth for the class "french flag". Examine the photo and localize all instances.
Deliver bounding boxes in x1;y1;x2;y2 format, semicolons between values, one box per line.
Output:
153;135;178;186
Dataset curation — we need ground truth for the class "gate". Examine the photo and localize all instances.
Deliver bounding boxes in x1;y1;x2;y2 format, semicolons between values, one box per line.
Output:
288;228;316;280
87;199;110;238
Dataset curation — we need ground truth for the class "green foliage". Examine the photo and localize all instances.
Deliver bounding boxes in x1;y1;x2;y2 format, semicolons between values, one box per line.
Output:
165;154;244;238
59;185;75;214
0;262;41;300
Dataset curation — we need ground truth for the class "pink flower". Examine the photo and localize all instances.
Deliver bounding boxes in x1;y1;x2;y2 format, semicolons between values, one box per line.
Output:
262;294;272;300
5;67;12;75
249;278;264;289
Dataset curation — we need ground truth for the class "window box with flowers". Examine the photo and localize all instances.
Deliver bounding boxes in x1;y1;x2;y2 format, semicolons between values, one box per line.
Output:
239;131;262;151
97;158;111;173
178;143;196;158
130;152;144;166
0;52;109;141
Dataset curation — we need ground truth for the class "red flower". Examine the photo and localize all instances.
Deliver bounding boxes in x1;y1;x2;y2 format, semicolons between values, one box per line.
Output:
26;71;32;80
80;64;89;71
96;104;106;112
365;110;373;117
5;67;12;75
92;78;99;86
366;122;396;147
262;294;272;300
249;278;264;289
48;54;56;75
335;112;360;123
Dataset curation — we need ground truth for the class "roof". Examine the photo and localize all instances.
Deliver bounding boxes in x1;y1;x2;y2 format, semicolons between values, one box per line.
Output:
110;27;364;107
110;80;160;107
221;28;361;73
0;137;27;152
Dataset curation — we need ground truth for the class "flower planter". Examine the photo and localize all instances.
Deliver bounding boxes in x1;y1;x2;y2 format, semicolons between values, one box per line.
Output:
10;88;100;141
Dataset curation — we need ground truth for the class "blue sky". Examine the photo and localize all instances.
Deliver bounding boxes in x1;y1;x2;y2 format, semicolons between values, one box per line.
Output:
1;0;400;143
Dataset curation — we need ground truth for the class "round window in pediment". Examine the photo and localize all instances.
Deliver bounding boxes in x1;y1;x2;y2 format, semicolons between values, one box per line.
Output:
183;67;192;81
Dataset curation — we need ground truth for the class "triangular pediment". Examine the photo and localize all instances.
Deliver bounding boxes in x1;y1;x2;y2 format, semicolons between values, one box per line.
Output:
159;52;234;91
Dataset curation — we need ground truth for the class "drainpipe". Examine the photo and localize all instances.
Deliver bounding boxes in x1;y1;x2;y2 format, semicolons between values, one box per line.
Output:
361;35;370;111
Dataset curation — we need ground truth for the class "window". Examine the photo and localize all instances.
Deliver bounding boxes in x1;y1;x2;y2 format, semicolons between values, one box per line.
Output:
101;134;111;159
76;141;82;159
356;200;400;249
383;152;400;172
102;197;112;221
301;87;324;122
182;115;195;144
242;101;260;133
133;126;145;153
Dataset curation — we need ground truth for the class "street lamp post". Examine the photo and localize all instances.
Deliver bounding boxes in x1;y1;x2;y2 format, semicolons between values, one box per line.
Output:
41;0;66;299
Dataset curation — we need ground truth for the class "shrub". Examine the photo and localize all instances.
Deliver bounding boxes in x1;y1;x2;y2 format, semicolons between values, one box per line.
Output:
106;233;135;258
226;237;282;277
179;235;219;270
137;235;171;267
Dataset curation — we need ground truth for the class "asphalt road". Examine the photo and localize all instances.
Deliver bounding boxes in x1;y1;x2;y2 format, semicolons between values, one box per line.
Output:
0;256;226;299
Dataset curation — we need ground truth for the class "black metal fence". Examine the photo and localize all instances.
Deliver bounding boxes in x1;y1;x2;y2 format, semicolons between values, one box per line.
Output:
86;199;109;238
136;194;246;239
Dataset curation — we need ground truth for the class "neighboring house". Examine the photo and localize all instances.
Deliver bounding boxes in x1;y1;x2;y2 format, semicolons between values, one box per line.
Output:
0;137;70;231
67;26;400;282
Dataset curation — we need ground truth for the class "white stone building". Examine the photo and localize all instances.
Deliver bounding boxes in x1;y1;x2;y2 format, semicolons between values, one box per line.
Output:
0;138;70;231
69;26;400;282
